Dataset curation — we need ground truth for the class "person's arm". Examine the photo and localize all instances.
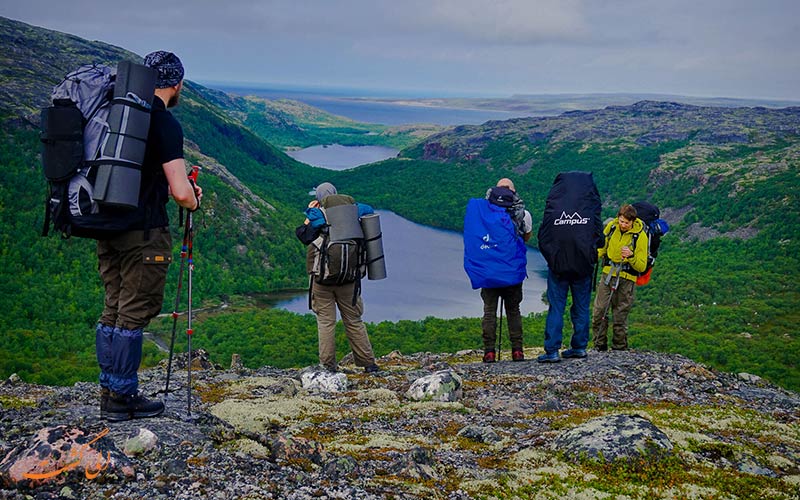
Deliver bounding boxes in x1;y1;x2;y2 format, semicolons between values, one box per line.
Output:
163;159;200;210
628;231;649;273
522;210;533;242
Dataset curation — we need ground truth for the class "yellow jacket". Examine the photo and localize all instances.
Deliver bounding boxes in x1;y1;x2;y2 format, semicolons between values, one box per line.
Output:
598;218;649;282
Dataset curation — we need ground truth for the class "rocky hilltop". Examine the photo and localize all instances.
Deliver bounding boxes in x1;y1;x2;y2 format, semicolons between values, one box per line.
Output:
1;348;798;499
412;100;800;163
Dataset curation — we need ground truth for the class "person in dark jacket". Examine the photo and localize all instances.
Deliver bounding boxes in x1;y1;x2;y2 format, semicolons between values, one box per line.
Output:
96;51;202;421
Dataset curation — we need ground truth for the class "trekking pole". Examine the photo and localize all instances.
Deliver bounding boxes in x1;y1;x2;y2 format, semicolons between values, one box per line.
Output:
496;297;504;361
162;214;191;397
186;166;200;416
601;264;623;321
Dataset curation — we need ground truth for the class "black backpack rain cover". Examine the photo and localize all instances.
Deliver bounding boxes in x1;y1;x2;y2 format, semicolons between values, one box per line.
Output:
537;171;602;279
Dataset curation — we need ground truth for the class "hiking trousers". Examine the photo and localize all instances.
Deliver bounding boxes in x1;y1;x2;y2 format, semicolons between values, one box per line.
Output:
311;280;376;370
591;273;636;350
96;228;172;395
481;283;524;352
543;271;592;355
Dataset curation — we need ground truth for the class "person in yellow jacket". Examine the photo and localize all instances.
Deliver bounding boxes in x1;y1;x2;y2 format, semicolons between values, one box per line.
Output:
591;204;648;351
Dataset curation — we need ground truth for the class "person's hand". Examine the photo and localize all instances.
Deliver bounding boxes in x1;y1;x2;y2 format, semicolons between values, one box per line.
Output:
308;200;320;209
621;246;633;259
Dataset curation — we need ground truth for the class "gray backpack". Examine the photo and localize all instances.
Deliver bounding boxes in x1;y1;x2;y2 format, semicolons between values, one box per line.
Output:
41;62;156;238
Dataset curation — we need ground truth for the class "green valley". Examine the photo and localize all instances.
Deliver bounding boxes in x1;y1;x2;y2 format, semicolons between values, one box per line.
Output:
0;16;797;393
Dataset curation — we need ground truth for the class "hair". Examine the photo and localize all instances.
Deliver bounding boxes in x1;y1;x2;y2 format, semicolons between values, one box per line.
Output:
618;204;638;221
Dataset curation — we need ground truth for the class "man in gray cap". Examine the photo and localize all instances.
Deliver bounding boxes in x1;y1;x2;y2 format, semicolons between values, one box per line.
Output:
96;51;202;421
296;182;379;373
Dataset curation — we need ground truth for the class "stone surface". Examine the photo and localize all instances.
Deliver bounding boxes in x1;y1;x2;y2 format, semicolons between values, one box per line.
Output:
552;414;674;462
405;369;463;402
300;367;349;393
1;350;798;499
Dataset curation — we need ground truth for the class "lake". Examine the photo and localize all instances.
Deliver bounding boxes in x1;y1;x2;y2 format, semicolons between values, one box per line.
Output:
286;144;399;170
276;210;548;322
211;84;519;126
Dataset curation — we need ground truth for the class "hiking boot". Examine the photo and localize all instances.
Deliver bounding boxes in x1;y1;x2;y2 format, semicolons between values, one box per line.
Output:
594;345;608;352
99;387;110;419
536;352;561;363
106;392;165;422
364;364;380;373
482;351;496;363
512;350;525;362
561;349;588;359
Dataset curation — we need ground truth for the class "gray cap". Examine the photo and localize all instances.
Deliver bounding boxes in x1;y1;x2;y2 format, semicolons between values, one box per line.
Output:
314;182;337;202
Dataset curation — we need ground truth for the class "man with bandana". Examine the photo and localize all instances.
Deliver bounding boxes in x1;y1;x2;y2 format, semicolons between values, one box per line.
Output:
96;51;203;421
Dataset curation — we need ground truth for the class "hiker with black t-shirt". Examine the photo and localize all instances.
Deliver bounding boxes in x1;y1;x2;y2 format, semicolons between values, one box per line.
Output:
295;182;380;374
96;52;202;421
592;204;648;351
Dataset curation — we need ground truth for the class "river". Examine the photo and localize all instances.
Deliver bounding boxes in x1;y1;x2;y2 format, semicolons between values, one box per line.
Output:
276;210;547;322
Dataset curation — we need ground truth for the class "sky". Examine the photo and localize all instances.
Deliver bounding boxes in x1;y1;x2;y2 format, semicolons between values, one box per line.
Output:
2;0;799;100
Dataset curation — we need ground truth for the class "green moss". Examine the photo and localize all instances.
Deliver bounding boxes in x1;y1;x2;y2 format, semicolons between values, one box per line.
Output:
0;395;36;409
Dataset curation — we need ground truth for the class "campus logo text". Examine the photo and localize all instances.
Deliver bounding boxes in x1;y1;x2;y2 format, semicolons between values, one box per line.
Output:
554;211;590;225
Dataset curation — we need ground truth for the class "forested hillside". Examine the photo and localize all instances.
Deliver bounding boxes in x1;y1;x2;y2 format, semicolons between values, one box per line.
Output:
0;16;797;391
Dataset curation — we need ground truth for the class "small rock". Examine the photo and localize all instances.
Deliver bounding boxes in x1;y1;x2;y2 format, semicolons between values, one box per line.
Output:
230;353;244;372
124;428;159;456
457;425;501;443
388;447;437;479
270;433;326;465
405;369;463;402
737;372;764;384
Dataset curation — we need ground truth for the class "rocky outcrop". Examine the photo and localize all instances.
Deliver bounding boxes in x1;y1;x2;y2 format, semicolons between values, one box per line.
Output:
1;349;799;499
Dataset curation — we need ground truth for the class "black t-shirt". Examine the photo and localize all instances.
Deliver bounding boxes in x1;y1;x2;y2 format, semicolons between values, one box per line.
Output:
113;96;183;230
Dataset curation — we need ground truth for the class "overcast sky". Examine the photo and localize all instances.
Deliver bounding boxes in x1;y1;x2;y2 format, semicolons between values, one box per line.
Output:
3;0;799;99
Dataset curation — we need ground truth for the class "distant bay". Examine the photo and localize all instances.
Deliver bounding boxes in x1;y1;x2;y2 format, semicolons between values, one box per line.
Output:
286;144;399;170
275;210;548;322
211;84;519;126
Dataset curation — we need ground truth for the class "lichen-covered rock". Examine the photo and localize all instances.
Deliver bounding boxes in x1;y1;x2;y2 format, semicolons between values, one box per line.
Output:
0;426;135;488
457;425;501;443
552;414;674;462
300;367;348;393
270;433;327;466
405;369;463;402
123;428;158;456
388;447;438;479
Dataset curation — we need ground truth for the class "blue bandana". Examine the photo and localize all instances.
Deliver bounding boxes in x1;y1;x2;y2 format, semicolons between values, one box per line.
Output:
143;51;184;88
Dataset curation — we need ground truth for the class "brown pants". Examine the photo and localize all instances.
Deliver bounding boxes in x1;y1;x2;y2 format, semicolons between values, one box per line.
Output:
481;283;524;352
311;280;376;370
591;274;636;350
97;228;172;330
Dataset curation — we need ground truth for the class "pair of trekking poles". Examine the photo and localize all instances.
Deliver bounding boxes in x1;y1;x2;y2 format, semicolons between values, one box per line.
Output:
163;166;200;416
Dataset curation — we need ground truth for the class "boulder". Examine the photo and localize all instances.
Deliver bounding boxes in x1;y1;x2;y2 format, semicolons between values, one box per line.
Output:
300;367;348;393
552;414;673;462
0;426;134;488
